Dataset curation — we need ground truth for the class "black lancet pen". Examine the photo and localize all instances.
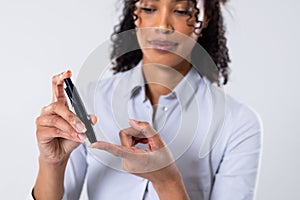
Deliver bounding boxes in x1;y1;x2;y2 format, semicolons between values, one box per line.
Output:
64;78;97;143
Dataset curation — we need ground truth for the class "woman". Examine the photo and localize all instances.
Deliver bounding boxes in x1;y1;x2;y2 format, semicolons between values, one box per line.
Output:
32;0;262;199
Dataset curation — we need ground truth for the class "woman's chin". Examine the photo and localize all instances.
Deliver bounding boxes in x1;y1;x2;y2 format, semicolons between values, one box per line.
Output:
142;49;189;68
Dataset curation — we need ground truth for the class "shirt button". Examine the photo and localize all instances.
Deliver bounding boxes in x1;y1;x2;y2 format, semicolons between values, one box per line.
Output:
163;106;168;112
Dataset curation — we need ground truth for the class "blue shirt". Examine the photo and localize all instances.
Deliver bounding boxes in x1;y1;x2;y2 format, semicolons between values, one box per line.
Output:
42;63;262;200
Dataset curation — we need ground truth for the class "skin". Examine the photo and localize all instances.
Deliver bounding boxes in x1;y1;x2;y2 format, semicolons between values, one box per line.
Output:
33;0;207;199
134;0;204;105
34;70;86;199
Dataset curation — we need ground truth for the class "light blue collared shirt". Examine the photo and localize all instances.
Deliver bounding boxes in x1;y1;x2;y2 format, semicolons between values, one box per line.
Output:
42;63;262;200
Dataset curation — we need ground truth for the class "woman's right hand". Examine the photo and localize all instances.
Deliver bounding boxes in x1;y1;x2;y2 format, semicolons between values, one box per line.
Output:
35;70;87;165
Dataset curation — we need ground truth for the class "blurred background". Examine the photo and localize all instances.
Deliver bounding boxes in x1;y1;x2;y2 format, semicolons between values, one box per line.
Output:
0;0;299;199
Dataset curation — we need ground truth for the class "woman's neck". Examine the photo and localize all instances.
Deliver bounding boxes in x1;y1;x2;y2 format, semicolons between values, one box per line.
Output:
142;59;191;106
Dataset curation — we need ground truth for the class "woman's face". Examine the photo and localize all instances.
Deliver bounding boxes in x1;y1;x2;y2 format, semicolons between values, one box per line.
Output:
134;0;204;68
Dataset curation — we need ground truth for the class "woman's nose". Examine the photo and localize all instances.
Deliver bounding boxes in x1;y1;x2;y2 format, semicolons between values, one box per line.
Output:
155;9;174;34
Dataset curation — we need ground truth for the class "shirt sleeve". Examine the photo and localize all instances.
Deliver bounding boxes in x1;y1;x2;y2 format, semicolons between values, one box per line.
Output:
210;105;263;200
28;144;87;200
62;144;88;200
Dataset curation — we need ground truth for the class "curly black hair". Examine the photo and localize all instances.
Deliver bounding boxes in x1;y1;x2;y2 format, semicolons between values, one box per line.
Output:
110;0;231;85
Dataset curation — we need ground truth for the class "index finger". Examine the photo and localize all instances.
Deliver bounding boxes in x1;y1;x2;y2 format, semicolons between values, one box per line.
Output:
129;119;165;151
52;70;72;104
128;119;156;138
89;141;138;159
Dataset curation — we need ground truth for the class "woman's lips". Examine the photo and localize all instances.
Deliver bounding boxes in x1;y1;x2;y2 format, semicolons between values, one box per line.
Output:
147;40;178;52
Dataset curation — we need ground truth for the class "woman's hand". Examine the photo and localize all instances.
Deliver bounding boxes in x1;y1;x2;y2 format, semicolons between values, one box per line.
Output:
90;119;189;199
35;70;89;164
33;70;99;199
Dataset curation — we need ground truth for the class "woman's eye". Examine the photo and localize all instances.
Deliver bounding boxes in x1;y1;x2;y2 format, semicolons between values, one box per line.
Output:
174;10;190;16
140;7;156;14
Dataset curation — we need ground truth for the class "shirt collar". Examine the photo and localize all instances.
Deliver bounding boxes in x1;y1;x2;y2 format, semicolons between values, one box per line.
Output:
125;62;203;107
126;61;147;100
172;66;203;109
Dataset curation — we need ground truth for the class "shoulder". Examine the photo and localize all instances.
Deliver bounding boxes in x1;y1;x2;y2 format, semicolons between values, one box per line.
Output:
206;82;263;135
226;94;262;132
204;83;263;154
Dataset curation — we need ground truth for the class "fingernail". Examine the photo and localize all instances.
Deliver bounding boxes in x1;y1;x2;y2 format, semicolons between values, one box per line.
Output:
63;69;70;74
77;133;86;141
75;120;87;133
89;144;95;148
130;119;139;124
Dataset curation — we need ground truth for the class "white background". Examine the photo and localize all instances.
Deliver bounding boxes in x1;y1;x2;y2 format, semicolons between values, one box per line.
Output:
0;0;299;199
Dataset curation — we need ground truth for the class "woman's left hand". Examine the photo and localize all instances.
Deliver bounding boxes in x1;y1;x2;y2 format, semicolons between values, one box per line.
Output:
90;119;179;182
90;119;189;199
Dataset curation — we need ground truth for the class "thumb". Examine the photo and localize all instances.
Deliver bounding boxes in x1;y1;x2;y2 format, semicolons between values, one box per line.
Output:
51;70;72;104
